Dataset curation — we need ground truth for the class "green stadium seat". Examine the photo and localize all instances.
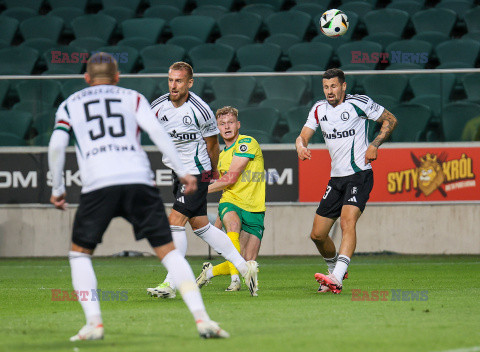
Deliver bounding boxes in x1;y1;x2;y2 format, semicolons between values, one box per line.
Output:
280;130;301;144
118;38;153;51
31;131;53;146
48;8;83;35
13;101;54;116
261;76;308;103
283;105;310;132
410;73;455;101
72;14;117;42
0;16;19;45
315;11;358;41
210;98;248;112
462;73;480;102
97;46;139;73
239;129;273;144
0;46;38;75
61;79;88;98
340;0;377;5
364;9;409;37
337;41;382;69
386;0;422;17
240;4;275;21
0;81;10;106
237;65;274;73
31;110;55;136
266;34;301;56
166;36;203;52
70;37;106;52
238;107;281;136
390;0;425;4
288;64;324;71
291;3;323;20
442;102;480;141
463;30;480;42
294;0;330;6
369;95;399;111
312;35;350;52
0;40;8;50
215;35;253;51
188;43;234;72
192;5;228;21
465;7;480;32
140;44;185;70
288;42;333;70
386;63;423;70
0;132;27;146
20;38;56;56
122;18;165;45
0;111;33;139
412;31;449;48
218;12;262;40
5;0;42;12
244;0;285;11
143;5;181;23
102;0;141;11
211;76;256;103
385;40;432;68
20;16;64;42
391;103;432;142
118;78;158;101
339;1;373;20
2;8;37;22
138;66;169;73
412;9;457;36
148;0;187;11
435;39;480;68
194;0;234;10
265;11;312;40
410;94;443;117
259;98;299;112
48;0;87;10
170;16;215;42
436;0;473;20
16;80;61;106
99;7;135;24
237;43;282;71
363;33;400;49
43;46;86;74
363;74;408;102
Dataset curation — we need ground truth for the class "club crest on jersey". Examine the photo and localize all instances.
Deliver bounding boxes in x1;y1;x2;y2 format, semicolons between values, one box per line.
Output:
183;116;192;126
239;144;248;152
323;128;356;139
341;111;350;121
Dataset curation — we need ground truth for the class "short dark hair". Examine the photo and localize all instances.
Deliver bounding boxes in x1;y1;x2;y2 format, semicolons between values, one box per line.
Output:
169;61;193;80
323;68;345;84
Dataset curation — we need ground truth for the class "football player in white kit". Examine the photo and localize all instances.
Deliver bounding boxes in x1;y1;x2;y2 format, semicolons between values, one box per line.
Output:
49;53;229;340
147;62;258;298
295;68;397;294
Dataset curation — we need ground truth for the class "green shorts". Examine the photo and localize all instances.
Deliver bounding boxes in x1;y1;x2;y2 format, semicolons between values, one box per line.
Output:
218;202;265;240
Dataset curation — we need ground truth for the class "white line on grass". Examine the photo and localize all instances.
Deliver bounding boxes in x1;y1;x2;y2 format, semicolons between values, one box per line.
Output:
435;346;480;352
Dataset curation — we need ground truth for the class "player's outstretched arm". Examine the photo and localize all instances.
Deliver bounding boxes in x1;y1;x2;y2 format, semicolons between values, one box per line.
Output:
365;109;398;164
208;155;249;193
296;127;315;161
48;130;70;210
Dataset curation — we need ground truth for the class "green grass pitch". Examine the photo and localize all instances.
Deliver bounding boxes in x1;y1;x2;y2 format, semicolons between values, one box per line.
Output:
1;255;479;352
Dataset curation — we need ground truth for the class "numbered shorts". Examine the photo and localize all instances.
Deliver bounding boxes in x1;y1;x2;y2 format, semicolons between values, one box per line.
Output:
316;169;374;219
72;184;172;250
218;202;265;240
172;173;209;218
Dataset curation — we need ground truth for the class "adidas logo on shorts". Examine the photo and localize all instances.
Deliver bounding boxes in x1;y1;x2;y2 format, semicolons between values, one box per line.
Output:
348;196;357;202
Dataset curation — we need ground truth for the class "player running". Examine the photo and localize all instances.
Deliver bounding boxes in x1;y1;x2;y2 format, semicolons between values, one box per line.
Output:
196;107;265;294
147;62;258;298
49;53;229;340
295;68;397;294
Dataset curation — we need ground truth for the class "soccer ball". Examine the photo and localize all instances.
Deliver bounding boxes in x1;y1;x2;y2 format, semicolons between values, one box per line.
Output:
320;9;349;37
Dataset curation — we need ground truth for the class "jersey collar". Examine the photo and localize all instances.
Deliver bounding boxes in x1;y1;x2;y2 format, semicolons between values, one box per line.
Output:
224;134;240;151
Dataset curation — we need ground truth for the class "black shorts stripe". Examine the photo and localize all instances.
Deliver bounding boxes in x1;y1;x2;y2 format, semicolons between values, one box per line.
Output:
189;96;211;122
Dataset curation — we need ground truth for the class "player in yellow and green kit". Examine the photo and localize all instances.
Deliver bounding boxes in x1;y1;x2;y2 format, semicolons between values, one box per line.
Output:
196;106;265;294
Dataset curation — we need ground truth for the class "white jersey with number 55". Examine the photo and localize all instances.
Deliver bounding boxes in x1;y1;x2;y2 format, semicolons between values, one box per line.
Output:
305;94;384;177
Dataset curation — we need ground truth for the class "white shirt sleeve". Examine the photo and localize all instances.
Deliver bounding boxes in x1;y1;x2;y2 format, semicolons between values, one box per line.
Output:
304;104;320;131
199;107;219;138
135;94;188;178
48;129;70;197
365;97;385;121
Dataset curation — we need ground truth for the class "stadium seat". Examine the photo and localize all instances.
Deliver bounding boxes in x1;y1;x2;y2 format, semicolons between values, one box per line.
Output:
0;46;38;75
31;131;53;146
340;0;378;5
237;43;282;71
442;102;480;141
364;9;409;37
265;34;301;56
363;74;408;102
391;103;432;142
118;38;153;52
410;73;455;101
72;14;117;42
336;41;382;69
170;16;215;42
143;5;181;23
122;19;165;45
288;42;333;71
148;0;187;11
288;64;324;72
294;0;330;6
369;95;398;110
463;73;480;102
386;0;422;17
465;7;480;32
410;94;443;117
118;78;158;101
312;35;350;52
43;46;86;74
339;1;373;20
390;0;425;5
218;12;262;40
20;16;64;42
141;44;185;70
48;8;83;35
283;105;310;132
463;30;480;42
435;39;480;68
99;7;135;24
0;81;10;106
211;76;256;103
386;63;423;70
237;65;274;73
0;16;19;45
102;0;141;11
412;9;457;36
280;130;301;144
240;129;273;144
139;66;169;74
70;38;106;52
436;0;473;20
192;5;228;20
291;3;324;19
385;40;432;68
0;132;27;146
13;101;54;116
167;36;203;52
0;40;8;50
48;0;87;10
315;12;358;41
244;0;285;11
2;8;37;22
188;44;234;73
5;0;42;12
412;31;450;48
215;35;253;51
31;110;55;137
259;98;299;112
21;38;56;56
0;111;33;139
261;76;308;103
237;107;280;136
97;46;139;73
210;98;248;112
61;79;88;98
265;11;312;40
240;4;275;21
16;80;61;106
363;33;400;49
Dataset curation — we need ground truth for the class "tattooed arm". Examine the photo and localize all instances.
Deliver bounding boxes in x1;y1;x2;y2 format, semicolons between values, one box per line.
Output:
365;109;397;165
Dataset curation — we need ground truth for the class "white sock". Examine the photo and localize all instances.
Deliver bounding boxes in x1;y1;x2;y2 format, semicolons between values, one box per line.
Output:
206;268;214;280
164;226;187;290
324;253;338;273
332;255;350;284
68;251;102;326
161;249;209;322
194;223;248;276
231;274;240;282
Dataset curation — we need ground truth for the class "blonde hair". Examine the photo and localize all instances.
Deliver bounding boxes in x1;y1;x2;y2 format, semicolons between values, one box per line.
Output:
216;106;238;120
169;61;193;80
86;52;118;81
